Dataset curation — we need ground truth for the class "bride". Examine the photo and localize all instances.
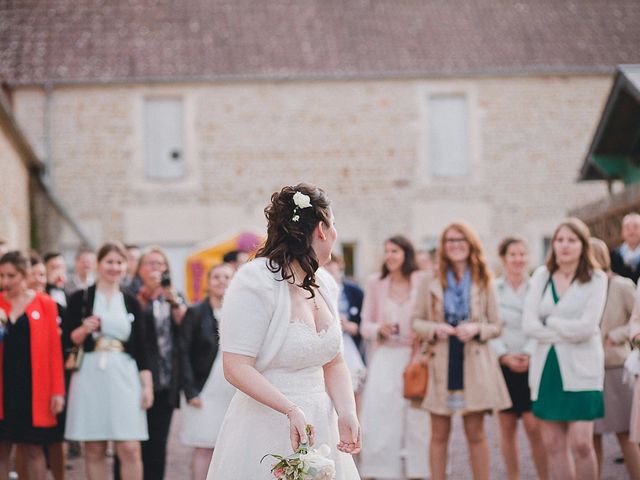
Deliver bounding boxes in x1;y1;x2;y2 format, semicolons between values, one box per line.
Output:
207;183;361;479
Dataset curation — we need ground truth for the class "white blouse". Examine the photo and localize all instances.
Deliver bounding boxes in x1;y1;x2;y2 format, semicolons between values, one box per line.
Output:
490;277;536;358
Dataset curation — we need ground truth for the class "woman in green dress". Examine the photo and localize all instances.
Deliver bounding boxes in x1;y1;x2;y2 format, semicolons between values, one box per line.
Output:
523;218;607;480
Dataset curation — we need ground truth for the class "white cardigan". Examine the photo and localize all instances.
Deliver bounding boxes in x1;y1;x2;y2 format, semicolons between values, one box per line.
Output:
219;257;340;372
522;266;607;400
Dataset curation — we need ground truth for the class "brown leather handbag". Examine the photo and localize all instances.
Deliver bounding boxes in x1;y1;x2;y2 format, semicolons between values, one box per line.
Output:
403;340;430;400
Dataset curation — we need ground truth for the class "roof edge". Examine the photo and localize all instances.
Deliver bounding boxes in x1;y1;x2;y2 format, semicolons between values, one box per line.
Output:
3;64;616;88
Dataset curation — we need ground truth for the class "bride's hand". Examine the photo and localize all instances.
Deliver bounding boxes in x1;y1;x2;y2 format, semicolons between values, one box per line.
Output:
337;413;361;454
288;406;313;451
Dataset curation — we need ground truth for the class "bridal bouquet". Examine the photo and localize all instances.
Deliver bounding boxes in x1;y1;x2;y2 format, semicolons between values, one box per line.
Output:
262;425;336;480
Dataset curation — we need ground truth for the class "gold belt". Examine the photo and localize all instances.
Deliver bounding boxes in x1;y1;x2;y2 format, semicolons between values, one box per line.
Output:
94;337;124;352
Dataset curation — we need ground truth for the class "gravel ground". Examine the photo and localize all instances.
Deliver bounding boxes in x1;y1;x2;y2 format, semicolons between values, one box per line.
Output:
59;410;629;479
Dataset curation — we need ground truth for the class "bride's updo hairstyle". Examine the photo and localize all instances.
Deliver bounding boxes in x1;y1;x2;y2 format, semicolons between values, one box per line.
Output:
256;182;331;298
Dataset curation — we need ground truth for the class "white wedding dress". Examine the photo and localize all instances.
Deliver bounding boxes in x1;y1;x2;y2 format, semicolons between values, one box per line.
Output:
207;319;361;479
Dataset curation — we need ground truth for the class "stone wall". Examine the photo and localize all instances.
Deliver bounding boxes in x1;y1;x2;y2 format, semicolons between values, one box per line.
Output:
0;120;31;249
12;75;612;281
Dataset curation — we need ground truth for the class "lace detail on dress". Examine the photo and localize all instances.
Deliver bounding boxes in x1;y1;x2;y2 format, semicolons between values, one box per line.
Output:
269;320;341;372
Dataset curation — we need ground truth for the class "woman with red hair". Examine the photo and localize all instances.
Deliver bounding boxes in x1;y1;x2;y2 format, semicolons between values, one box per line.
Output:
412;222;510;480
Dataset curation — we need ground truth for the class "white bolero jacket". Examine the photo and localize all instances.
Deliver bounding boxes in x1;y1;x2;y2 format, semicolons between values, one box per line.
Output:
219;257;341;372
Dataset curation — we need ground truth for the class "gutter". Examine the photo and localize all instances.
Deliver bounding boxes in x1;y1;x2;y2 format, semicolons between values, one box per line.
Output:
5;64;617;89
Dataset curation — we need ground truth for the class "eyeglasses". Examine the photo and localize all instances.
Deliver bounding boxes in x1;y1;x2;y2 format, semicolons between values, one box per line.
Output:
444;237;468;244
142;260;166;267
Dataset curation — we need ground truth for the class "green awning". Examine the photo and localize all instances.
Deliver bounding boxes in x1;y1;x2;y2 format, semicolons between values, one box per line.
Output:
579;65;640;186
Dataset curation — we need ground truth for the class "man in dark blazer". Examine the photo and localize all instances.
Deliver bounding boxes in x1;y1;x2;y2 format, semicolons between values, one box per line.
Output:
325;255;365;360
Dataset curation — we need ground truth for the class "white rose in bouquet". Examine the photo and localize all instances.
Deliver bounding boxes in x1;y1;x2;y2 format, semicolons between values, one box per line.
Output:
262;425;336;480
300;444;335;480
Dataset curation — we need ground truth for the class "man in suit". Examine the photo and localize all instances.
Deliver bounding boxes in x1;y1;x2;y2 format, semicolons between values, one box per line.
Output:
325;254;365;359
64;246;96;296
44;251;68;309
611;213;640;284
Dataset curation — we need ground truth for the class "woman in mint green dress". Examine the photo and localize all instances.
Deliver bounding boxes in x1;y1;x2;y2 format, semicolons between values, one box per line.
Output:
523;218;607;480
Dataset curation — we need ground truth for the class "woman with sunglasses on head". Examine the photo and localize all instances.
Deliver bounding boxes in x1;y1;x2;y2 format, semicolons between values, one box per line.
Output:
523;218;607;480
412;222;510;480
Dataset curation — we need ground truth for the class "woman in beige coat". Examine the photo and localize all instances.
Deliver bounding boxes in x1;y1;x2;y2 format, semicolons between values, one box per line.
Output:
630;294;640;444
590;238;640;479
412;222;510;480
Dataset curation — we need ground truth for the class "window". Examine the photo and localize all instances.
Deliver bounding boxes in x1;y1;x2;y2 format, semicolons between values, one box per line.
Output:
341;242;357;278
542;237;552;263
429;95;470;177
143;98;185;179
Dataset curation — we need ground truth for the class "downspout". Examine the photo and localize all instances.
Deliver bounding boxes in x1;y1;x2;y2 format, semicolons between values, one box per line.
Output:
40;82;94;248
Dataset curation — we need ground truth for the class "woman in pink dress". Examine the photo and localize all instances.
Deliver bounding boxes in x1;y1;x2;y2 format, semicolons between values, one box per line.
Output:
359;235;430;480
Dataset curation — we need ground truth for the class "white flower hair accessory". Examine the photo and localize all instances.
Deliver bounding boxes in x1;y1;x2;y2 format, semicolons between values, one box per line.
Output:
292;191;312;222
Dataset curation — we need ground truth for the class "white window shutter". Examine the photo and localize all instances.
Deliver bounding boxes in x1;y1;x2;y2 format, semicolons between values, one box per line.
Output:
429;95;470;177
144;99;185;179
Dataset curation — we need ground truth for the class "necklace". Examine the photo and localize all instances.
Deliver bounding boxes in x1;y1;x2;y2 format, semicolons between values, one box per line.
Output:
311;294;319;312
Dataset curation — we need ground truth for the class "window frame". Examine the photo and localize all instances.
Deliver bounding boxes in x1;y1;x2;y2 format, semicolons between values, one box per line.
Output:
130;90;199;192
416;83;481;185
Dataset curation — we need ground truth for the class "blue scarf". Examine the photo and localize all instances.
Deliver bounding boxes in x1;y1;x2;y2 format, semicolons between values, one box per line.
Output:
443;268;471;325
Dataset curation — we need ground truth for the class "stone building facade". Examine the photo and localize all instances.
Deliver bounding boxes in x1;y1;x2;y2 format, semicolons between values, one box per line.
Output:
10;75;610;281
0;95;38;250
2;1;638;285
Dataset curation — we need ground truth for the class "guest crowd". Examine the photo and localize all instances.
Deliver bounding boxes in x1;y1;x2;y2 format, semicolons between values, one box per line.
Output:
1;212;640;480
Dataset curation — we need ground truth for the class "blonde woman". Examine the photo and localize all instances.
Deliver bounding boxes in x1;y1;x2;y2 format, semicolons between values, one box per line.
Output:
179;263;235;480
491;237;547;480
523;218;607;480
412;222;510;480
589;238;640;478
629;289;640;444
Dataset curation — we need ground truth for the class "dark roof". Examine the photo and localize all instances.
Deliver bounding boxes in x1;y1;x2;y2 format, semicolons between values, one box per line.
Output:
579;65;640;184
2;0;640;85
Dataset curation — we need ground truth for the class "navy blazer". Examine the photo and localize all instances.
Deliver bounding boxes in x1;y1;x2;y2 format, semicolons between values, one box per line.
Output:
611;247;640;284
342;280;364;349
